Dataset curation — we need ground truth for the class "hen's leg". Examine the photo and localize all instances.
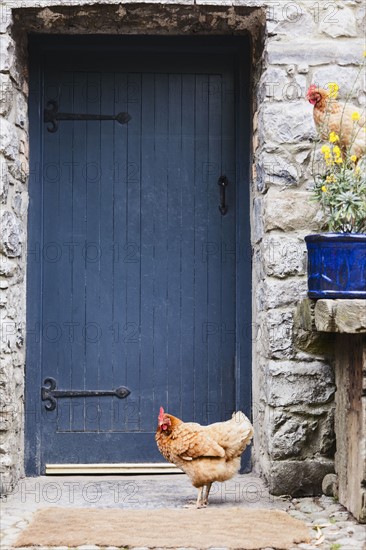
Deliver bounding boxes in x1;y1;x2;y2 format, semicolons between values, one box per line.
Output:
196;487;204;508
203;482;212;506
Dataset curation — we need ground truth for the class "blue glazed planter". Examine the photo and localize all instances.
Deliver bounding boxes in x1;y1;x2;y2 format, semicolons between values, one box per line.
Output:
305;233;366;299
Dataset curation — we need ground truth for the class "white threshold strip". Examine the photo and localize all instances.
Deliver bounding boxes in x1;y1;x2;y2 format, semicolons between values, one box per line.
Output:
46;463;183;475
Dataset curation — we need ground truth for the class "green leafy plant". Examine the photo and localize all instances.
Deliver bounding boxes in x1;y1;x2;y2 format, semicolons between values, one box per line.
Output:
310;70;366;233
312;141;366;233
330;544;341;550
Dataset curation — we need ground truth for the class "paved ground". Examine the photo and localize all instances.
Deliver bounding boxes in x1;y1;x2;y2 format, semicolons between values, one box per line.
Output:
0;474;365;550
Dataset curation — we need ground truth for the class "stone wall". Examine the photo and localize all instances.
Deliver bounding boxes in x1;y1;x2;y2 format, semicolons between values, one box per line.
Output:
252;0;364;494
0;0;365;496
0;5;29;493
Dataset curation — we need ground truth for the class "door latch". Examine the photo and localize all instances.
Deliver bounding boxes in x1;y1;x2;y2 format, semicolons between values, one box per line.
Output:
41;377;131;411
44;100;131;133
218;175;229;215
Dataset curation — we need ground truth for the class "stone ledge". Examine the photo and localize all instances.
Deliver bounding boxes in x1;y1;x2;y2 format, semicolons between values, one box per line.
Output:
315;300;366;334
294;299;366;354
293;299;335;355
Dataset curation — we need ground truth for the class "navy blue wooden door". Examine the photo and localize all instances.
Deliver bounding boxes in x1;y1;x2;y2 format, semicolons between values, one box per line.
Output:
26;37;251;473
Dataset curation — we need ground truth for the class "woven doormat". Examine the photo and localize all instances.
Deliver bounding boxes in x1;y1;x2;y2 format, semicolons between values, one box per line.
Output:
15;506;310;549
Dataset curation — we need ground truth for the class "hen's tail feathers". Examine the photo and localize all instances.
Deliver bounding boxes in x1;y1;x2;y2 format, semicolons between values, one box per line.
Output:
213;410;254;460
231;411;253;435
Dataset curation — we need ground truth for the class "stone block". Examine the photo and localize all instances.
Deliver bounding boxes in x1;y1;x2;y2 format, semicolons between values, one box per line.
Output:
293;298;335;355
267;40;365;66
264;309;294;359
0;210;23;258
0;34;14;73
262;236;307;278
263;456;335;496
252;196;264;243
8;159;27;184
312;66;365;101
267;6;316;38
266;404;335;461
322;473;338;497
260;102;316;144
264;187;324;233
259;277;307;310
15;92;27;130
256;151;302;187
0;74;13;117
315;300;366;333
266;360;335;407
0;118;18;161
319;6;357;38
333;301;366;333
267;410;317;459
259;67;288;102
0;4;12;34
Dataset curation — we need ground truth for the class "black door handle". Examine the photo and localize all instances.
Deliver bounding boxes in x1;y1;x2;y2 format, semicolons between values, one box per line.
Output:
218;175;228;215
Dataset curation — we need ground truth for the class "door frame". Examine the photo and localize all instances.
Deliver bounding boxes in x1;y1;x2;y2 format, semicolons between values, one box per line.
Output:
25;34;252;475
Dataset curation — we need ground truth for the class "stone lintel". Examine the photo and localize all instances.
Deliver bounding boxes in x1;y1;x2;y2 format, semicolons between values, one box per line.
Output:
314;300;366;334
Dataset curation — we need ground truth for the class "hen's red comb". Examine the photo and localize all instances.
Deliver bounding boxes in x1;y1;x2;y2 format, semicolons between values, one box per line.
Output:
306;84;317;96
158;407;165;421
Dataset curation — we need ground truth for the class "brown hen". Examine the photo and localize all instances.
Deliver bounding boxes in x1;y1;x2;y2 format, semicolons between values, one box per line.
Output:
155;407;254;507
306;85;365;159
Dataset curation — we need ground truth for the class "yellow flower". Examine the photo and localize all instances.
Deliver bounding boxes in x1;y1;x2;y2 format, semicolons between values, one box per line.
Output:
321;145;331;154
326;158;334;166
350;155;357;162
333;145;341;157
328;82;339;99
329;132;339;143
326;175;336;183
351;111;360;121
321;185;327;192
335;157;343;164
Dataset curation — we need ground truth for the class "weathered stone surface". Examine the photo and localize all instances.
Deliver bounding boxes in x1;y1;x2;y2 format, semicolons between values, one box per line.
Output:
256;151;302;188
319;406;336;457
263;457;335;496
264;309;294;359
0;74;13;117
0;118;18;161
260;102;316;144
319;6;357;38
262;236;307;278
266;410;318;460
259;67;287;102
322;473;338;497
12;2;264;36
294;298;316;333
258;277;307;310
293;298;335;356
267;6;316;38
0;211;23;258
315;300;366;333
266;360;335;407
258;67;308;104
267;40;365;66
15;93;27;130
264;187;324;232
8;159;27;184
0;34;15;73
312;66;365;100
253;196;264;243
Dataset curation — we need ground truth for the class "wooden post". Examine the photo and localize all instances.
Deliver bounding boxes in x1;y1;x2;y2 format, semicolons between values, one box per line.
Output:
314;300;366;523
